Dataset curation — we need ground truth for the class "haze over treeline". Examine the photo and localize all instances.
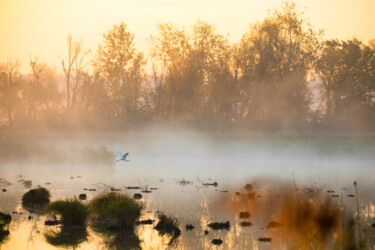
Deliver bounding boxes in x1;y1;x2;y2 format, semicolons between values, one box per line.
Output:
1;2;374;132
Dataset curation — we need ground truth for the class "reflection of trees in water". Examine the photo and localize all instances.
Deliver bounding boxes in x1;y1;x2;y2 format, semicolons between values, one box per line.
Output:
0;227;10;244
91;223;141;250
44;226;88;249
0;212;11;244
22;203;48;215
216;181;375;249
194;196;258;249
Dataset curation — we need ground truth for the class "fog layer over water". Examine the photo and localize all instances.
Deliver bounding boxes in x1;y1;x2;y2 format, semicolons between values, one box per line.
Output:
0;127;374;249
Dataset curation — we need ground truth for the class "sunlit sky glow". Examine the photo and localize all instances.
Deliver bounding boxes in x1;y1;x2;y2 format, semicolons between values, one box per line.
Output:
1;0;375;73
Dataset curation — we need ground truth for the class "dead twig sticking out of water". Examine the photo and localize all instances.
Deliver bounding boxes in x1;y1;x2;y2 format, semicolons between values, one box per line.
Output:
94;183;112;190
291;173;297;192
354;180;362;244
178;178;191;186
196;176;218;187
137;179;152;193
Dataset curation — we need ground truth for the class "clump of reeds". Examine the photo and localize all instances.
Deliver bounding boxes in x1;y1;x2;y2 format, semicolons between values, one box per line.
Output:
22;187;50;207
45;199;89;226
89;192;143;229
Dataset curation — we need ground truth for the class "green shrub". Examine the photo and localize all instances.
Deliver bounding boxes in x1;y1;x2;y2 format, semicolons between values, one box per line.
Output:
45;199;89;226
89;192;143;229
22;187;50;207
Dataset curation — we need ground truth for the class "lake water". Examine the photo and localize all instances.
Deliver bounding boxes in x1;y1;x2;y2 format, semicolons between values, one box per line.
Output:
1;133;375;249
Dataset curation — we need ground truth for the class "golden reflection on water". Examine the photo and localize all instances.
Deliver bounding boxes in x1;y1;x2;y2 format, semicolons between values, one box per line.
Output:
217;180;375;249
1;175;375;249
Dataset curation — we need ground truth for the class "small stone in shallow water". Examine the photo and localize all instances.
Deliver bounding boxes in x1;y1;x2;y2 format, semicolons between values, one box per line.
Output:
235;192;240;196
79;194;87;200
212;239;223;245
208;221;230;230
133;193;142;199
2;189;6;192
204;230;209;235
258;237;272;242
185;224;194;231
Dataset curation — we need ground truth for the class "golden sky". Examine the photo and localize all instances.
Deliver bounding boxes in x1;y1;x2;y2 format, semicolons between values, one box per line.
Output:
1;0;375;73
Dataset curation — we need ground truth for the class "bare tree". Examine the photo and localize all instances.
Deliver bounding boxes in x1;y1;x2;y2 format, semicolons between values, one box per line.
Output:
61;34;90;110
0;59;21;127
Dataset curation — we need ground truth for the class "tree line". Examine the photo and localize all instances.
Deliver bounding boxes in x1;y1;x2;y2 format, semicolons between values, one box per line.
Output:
1;2;374;131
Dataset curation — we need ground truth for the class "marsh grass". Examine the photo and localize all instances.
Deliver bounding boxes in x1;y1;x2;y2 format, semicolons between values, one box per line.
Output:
45;199;89;226
22;187;50;210
89;192;143;229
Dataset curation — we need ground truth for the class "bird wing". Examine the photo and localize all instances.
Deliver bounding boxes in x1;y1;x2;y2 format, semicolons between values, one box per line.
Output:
123;152;129;159
114;151;124;158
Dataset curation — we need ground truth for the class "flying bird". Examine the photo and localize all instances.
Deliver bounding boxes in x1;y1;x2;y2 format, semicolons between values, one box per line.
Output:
115;151;130;162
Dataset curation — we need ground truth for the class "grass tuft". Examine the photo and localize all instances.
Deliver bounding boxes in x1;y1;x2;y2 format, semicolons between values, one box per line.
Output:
22;187;50;207
45;199;89;226
89;192;143;229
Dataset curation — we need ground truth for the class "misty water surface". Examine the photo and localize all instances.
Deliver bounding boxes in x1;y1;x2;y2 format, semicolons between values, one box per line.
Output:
0;129;374;249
